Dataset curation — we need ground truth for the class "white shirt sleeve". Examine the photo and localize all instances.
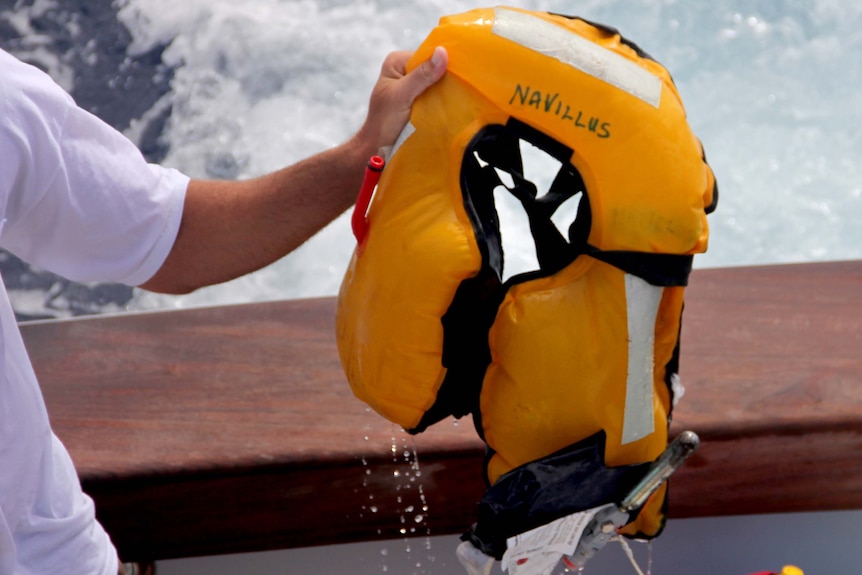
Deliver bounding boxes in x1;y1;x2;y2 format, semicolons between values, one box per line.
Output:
0;49;188;286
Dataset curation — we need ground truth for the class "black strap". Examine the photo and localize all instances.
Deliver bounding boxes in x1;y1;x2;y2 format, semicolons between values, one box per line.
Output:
461;430;653;560
585;246;694;287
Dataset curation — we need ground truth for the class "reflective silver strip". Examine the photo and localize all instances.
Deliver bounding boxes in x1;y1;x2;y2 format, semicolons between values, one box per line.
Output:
622;274;662;445
492;8;662;108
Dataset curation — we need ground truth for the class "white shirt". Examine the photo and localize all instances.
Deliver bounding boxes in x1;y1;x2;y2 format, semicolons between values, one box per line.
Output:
0;49;188;574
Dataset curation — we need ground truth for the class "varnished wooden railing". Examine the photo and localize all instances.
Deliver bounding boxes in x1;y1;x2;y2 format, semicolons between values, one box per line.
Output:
22;260;862;562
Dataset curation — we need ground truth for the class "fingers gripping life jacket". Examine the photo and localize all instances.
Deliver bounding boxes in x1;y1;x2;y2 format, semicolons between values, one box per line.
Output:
336;6;717;556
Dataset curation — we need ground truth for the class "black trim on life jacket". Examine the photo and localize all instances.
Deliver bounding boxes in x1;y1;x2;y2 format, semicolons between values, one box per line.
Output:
664;309;683;421
585;247;694;287
461;430;653;560
410;269;502;434
464;118;589;284
702;143;720;215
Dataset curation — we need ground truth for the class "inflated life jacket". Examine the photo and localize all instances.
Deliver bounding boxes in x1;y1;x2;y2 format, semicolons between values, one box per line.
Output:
336;6;717;557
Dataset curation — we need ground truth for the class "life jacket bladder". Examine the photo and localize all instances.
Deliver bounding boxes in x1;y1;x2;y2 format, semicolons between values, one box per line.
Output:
336;5;717;557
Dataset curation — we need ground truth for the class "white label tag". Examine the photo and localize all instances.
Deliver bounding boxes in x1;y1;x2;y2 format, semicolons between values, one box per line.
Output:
501;505;609;575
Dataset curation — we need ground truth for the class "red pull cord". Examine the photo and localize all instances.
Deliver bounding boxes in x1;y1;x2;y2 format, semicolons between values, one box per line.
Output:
351;155;385;245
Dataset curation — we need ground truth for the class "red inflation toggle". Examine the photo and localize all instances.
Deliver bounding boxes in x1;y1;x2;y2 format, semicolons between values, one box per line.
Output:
351;155;385;245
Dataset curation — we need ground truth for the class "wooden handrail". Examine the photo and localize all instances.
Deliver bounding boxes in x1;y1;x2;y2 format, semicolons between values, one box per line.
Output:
23;260;862;561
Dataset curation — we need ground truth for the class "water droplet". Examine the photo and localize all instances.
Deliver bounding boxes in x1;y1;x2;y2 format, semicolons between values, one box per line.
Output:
370;506;378;513
647;539;654;575
405;505;414;513
414;514;424;523
393;470;401;477
380;548;388;556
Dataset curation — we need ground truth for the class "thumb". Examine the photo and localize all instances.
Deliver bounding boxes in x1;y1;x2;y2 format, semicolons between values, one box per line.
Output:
358;47;449;154
401;46;448;103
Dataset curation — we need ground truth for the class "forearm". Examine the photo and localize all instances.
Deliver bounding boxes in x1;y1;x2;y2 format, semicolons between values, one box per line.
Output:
140;47;446;295
140;135;372;294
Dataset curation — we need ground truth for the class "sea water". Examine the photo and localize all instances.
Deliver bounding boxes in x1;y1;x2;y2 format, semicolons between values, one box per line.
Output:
2;0;861;312
1;1;860;573
5;0;855;312
123;0;862;312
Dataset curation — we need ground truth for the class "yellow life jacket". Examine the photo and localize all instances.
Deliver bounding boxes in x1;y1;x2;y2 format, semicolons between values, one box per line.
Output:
336;6;716;556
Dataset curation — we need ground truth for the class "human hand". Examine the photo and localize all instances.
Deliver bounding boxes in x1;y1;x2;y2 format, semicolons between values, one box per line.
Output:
356;46;448;157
